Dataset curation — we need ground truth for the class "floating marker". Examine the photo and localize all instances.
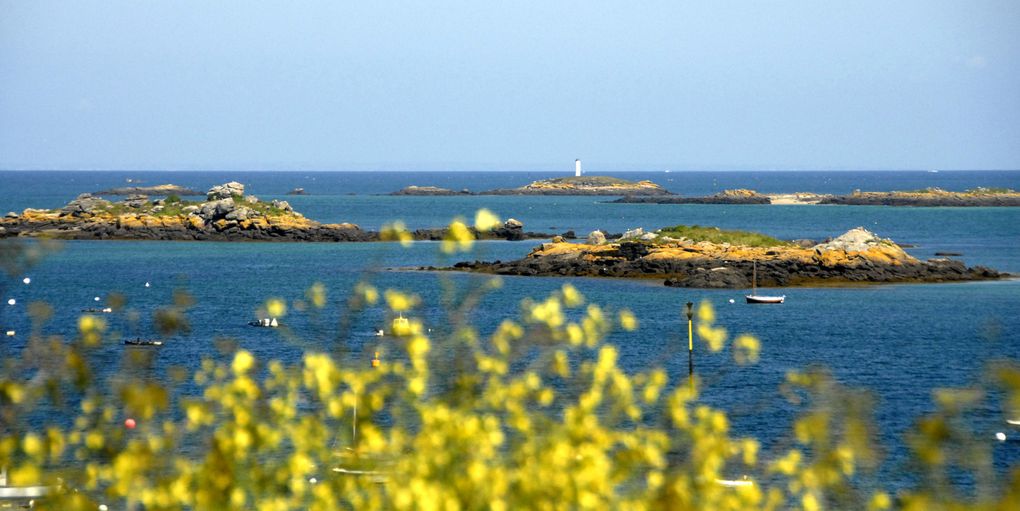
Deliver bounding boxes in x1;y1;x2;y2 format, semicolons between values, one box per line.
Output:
22;277;31;285
996;432;1006;442
729;299;735;304
99;506;109;511
309;477;318;484
94;296;101;302
145;282;150;288
5;330;14;337
125;418;137;429
6;298;14;306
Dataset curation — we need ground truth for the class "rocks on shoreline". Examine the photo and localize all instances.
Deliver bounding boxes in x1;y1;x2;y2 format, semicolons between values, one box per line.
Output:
0;183;570;243
445;227;1008;288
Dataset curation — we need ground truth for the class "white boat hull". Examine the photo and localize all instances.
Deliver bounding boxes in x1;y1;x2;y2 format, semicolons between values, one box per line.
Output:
745;295;785;304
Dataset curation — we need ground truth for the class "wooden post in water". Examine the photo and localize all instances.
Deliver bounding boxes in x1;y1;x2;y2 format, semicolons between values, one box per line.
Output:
684;301;694;385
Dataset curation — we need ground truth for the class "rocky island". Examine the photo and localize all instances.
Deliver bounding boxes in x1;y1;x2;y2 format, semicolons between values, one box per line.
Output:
446;226;1007;288
610;187;1020;206
388;176;673;196
93;183;203;196
818;187;1020;207
0;182;568;242
390;185;473;196
610;189;770;204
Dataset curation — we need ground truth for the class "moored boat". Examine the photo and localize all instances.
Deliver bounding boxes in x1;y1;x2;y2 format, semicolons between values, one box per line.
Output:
124;338;163;346
745;261;785;304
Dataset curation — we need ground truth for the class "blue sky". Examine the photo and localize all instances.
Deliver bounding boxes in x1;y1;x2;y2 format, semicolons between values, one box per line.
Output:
1;1;1018;171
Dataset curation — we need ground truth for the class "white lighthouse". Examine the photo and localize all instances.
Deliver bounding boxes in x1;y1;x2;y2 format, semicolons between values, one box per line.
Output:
575;159;582;177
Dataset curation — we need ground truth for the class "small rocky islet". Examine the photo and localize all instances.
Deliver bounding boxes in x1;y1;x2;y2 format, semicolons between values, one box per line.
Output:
0;182;566;242
611;187;1020;206
389;176;671;196
444;226;1008;288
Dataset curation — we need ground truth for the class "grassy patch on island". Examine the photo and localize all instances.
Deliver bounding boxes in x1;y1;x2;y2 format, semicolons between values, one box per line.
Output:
656;224;790;247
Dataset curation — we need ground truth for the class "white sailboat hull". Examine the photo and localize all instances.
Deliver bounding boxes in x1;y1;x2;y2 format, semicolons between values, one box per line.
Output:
745;295;785;304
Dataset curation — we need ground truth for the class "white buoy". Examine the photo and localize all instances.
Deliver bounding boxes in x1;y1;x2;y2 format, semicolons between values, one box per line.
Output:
6;298;14;306
996;432;1007;442
145;282;150;288
5;331;14;337
22;277;30;285
94;296;100;302
375;330;384;336
99;505;109;511
309;477;318;484
729;298;735;304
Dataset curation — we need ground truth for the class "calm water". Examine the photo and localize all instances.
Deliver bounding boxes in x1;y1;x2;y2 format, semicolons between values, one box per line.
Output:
2;170;1020;490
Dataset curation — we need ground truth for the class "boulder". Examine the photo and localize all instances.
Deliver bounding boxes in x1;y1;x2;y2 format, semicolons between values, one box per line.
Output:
207;181;245;200
182;205;200;214
505;218;523;229
640;232;658;241
621;227;644;239
225;206;254;221
587;230;606;245
61;193;112;216
271;200;293;212
199;198;235;221
813;227;894;253
5;212;17;219
123;194;149;208
245;196;259;204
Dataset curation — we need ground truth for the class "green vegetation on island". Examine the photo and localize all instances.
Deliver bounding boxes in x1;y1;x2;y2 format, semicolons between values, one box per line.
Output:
655;224;791;248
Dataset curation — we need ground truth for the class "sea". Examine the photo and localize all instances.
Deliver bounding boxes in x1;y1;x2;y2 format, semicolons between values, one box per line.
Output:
2;170;1019;492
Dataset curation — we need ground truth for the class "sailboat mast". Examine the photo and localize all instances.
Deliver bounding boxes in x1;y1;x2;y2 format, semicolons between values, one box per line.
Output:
752;261;757;294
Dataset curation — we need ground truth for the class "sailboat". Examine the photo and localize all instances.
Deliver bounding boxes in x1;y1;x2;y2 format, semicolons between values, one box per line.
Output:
745;261;785;304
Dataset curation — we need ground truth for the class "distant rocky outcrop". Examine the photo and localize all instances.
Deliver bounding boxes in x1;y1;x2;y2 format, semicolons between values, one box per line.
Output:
389;186;473;196
610;189;770;204
94;184;202;196
0;183;568;243
445;227;1007;288
482;176;672;196
819;188;1020;207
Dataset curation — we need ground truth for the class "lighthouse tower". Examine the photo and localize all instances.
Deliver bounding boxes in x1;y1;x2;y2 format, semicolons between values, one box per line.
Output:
575;159;582;177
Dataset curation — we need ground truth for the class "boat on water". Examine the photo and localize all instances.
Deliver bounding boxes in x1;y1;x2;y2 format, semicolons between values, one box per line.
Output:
124;338;163;347
249;317;280;328
746;261;785;304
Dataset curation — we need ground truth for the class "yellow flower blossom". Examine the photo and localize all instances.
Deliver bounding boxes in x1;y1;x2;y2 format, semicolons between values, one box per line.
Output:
474;208;501;232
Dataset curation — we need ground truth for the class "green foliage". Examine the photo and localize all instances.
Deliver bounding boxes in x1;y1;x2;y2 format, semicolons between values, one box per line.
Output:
165;194;182;204
656;225;791;247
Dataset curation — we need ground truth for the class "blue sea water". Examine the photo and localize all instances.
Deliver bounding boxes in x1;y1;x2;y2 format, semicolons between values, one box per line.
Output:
2;170;1020;491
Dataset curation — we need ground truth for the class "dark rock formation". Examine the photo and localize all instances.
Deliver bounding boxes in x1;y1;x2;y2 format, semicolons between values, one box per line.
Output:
610;189;771;204
389;186;474;196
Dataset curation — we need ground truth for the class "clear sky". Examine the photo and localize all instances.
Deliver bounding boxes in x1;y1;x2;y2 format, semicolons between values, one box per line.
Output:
1;1;1018;171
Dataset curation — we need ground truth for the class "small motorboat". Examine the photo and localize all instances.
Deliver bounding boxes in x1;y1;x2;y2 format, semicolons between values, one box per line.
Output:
248;318;280;328
82;307;113;313
745;261;785;304
124;338;163;347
